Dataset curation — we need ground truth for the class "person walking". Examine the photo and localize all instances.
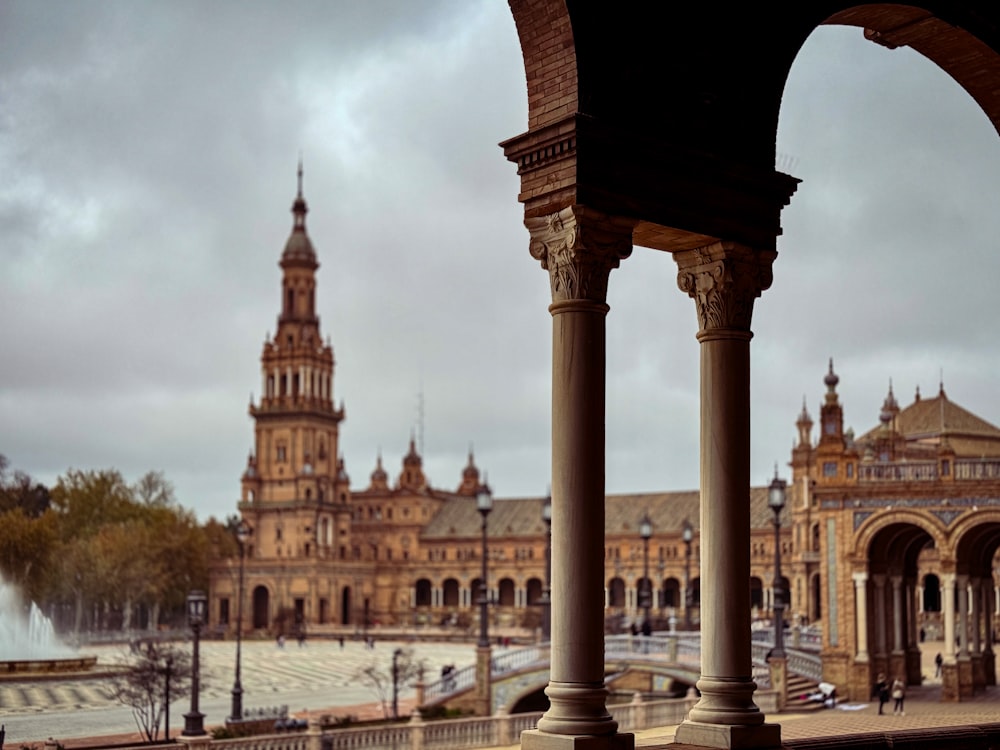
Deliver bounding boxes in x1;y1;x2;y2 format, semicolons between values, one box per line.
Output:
891;676;906;715
874;672;889;715
935;652;943;677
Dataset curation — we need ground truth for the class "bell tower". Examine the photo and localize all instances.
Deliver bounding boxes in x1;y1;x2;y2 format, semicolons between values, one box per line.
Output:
240;164;349;561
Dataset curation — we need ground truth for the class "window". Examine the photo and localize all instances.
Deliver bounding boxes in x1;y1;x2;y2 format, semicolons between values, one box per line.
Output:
823;461;837;478
846;462;854;478
276;444;287;462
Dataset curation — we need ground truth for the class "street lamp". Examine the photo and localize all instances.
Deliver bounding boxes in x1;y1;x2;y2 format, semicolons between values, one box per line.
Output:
540;493;552;641
768;467;788;658
476;482;494;648
682;518;693;630
639;512;653;631
475;482;494;717
183;590;208;736
392;647;403;719
229;519;252;723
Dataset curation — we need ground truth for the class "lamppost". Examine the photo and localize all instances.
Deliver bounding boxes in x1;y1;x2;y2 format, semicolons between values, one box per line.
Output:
183;590;208;737
477;482;494;648
540;493;552;641
639;512;653;631
769;468;787;658
392;647;403;719
475;482;493;717
163;653;173;741
229;519;251;723
682;518;693;630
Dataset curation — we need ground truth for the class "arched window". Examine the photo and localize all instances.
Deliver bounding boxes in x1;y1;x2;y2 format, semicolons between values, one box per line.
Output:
443;578;460;607
749;577;764;611
608;577;626;608
662;578;680;608
526;578;543;605
923;573;941;612
498;578;516;606
415;579;432;607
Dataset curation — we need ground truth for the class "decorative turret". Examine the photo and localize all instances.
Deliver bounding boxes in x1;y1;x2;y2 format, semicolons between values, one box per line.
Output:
369;453;389;491
818;358;844;446
398;436;427;491
796;398;813;449
457;447;481;495
879;380;900;431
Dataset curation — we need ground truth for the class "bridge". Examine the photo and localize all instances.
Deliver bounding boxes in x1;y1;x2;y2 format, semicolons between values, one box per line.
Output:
419;631;823;715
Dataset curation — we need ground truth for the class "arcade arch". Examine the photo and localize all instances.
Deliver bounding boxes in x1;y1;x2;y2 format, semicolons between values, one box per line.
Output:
505;3;1000;746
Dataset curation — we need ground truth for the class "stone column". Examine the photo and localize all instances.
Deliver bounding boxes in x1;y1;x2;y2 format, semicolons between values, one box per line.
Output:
520;206;635;750
873;575;887;658
891;576;904;654
853;572;869;662
958;574;969;657
942;573;956;662
672;242;781;750
971;578;982;656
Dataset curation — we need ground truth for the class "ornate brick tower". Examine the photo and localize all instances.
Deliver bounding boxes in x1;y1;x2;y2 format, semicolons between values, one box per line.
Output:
236;164;353;628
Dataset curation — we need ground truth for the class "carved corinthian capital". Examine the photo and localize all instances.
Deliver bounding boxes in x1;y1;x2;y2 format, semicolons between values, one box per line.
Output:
675;242;776;334
525;206;634;304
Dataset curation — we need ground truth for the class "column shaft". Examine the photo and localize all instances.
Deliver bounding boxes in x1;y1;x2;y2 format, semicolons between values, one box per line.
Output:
524;206;634;742
958;575;969;656
854;573;869;661
891;576;904;653
874;576;887;657
943;573;956;661
673;242;779;749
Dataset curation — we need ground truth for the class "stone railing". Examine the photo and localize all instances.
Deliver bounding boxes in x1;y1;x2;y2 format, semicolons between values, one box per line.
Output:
858;461;938;482
856;457;1000;483
954;458;1000;480
113;696;694;750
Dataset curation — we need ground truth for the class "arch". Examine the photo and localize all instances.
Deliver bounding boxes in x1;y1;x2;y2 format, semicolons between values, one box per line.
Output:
749;577;764;612
415;578;432;608
810;571;822;622
318;598;329;625
498;578;516;607
442;578;460;607
662;577;680;609
923;573;941;613
608;577;626;608
526;577;544;605
341;586;352;626
252;585;270;630
853;510;947;561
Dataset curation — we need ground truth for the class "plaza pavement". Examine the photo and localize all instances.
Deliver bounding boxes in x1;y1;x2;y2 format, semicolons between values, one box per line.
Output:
0;636;469;745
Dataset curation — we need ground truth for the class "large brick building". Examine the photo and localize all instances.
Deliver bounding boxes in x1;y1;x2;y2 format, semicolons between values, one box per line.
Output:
787;360;1000;701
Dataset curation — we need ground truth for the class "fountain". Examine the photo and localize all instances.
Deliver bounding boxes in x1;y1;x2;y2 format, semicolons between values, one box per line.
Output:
0;577;97;675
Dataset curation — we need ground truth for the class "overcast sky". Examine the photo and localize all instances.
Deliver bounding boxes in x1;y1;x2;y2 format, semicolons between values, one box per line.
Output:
3;2;1000;523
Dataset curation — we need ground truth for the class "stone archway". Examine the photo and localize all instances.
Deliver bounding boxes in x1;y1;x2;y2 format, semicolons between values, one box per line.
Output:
849;519;938;699
504;3;1000;746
